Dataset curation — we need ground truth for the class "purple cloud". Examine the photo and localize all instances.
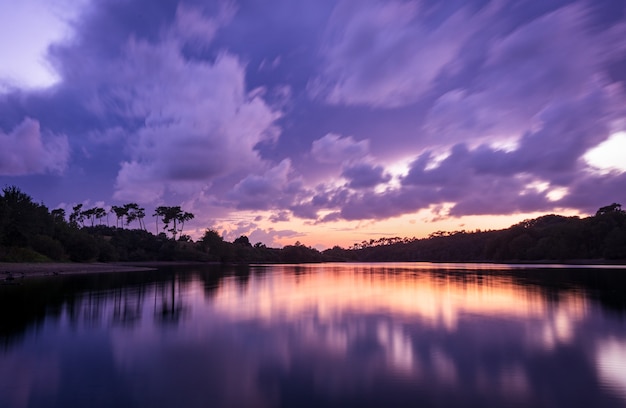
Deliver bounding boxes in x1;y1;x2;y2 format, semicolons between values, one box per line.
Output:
0;118;69;176
105;41;282;201
423;3;623;147
310;0;492;108
0;0;625;243
311;133;369;164
341;163;391;189
269;210;291;223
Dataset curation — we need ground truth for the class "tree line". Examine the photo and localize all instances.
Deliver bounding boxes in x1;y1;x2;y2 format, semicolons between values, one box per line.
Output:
0;186;323;263
1;185;625;264
63;202;194;239
327;204;626;262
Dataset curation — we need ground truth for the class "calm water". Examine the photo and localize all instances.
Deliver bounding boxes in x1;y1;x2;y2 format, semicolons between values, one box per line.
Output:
2;263;626;408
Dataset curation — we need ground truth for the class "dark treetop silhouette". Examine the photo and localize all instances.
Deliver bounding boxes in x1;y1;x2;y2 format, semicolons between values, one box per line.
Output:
1;185;625;264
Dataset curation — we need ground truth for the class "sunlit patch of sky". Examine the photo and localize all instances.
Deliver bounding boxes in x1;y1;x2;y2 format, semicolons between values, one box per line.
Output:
0;0;88;90
584;131;626;174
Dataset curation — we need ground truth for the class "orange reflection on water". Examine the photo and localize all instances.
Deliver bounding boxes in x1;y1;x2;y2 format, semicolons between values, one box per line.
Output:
209;264;588;333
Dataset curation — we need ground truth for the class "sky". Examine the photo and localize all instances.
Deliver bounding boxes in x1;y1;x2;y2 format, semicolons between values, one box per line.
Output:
1;0;625;249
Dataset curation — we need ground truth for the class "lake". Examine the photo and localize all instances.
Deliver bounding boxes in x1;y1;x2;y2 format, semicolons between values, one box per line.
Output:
1;262;626;407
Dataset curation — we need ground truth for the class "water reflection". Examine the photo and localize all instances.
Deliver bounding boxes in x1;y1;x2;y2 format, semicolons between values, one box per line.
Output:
0;263;625;408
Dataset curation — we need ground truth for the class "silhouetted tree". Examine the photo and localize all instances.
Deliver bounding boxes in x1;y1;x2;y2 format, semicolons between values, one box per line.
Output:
153;206;194;239
111;205;128;229
69;204;85;227
81;207;97;226
596;203;623;216
234;235;252;247
51;208;66;223
124;203;146;230
94;207;107;225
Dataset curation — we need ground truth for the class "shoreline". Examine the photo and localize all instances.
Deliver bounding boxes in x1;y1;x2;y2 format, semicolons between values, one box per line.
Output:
0;262;158;280
2;259;625;282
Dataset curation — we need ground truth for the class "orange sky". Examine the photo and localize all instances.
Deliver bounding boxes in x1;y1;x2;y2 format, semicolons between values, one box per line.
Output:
189;207;586;250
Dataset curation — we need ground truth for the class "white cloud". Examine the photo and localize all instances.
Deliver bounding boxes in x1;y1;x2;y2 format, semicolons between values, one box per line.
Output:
0;118;69;175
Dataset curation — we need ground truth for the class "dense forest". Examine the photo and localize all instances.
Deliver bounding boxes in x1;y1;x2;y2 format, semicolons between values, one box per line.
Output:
0;186;625;264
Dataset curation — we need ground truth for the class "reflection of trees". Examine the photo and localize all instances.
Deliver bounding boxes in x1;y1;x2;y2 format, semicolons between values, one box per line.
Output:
112;286;144;327
196;265;249;299
0;269;191;349
234;265;251;289
82;291;104;325
199;270;223;298
154;274;187;325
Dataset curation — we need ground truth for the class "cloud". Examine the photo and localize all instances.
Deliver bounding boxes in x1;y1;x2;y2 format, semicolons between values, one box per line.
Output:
423;3;625;147
103;30;281;202
228;159;304;211
269;210;291;223
172;2;236;48
311;133;369;164
2;0;626;242
298;1;626;223
302;76;625;222
560;171;626;214
341;163;390;189
310;0;489;108
248;227;301;247
0;118;69;175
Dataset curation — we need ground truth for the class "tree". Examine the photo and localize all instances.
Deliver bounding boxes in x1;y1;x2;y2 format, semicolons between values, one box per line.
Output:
596;203;623;216
124;203;146;230
81;207;97;226
70;204;85;228
111;205;128;228
200;229;230;261
0;186;51;246
153;206;168;235
94;207;107;225
51;208;66;223
178;210;194;238
154;206;194;239
234;235;251;247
